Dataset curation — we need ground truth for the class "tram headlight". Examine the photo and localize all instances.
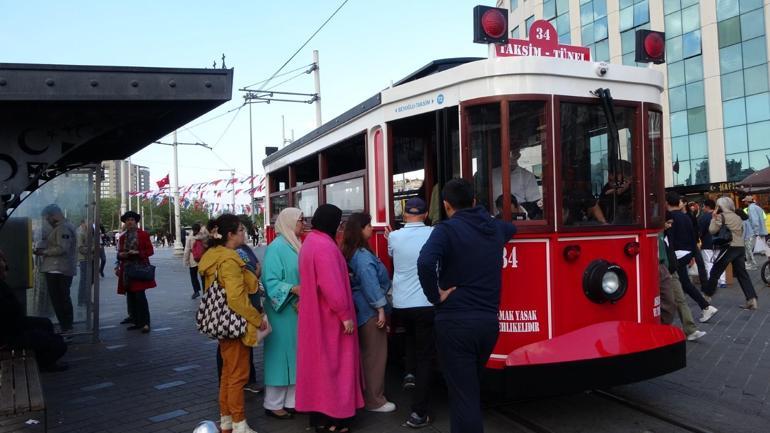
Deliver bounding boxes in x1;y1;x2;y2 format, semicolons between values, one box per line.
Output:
583;259;628;304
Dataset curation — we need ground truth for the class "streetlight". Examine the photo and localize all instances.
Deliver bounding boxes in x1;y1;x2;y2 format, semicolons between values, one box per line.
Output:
218;168;236;213
154;132;211;256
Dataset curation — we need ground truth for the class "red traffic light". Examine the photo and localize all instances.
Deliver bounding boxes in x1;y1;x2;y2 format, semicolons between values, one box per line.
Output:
473;5;509;44
635;30;666;64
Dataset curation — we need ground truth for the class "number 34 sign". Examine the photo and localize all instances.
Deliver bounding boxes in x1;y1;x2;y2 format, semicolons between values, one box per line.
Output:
496;20;591;61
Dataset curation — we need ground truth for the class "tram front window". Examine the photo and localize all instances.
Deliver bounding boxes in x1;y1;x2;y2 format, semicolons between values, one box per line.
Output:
469;101;545;221
560;102;638;226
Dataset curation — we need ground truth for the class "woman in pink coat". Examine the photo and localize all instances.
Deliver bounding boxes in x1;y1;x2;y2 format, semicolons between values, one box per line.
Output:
296;204;363;433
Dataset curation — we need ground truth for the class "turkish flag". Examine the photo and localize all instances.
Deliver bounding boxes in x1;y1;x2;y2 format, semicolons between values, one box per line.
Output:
156;174;170;189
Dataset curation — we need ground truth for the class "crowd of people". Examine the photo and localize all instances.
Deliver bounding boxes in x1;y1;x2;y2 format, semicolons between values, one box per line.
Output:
658;191;764;343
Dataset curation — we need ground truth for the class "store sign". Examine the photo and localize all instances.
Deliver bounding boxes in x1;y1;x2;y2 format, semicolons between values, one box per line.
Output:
496;20;591;61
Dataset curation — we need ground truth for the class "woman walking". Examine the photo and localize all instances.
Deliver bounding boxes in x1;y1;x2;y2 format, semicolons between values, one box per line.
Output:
115;211;155;333
342;212;395;413
296;204;363;433
183;223;208;299
261;208;303;420
198;214;264;433
703;197;759;310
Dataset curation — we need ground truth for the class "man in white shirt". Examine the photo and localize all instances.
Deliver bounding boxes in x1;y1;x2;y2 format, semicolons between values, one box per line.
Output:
387;197;435;428
491;147;541;218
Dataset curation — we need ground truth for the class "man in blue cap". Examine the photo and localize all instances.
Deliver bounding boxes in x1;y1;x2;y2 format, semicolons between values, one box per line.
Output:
388;196;435;428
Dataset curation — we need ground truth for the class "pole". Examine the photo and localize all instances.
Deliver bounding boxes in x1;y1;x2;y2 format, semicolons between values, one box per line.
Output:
231;170;236;212
135;165;141;228
249;103;255;222
172;130;184;255
127;158;132;212
282;115;286;145
120;160;127;217
313;50;322;127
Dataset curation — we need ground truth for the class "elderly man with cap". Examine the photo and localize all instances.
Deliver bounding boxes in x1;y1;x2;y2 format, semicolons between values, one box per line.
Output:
744;195;767;268
115;210;156;333
387;197;436;428
34;204;77;333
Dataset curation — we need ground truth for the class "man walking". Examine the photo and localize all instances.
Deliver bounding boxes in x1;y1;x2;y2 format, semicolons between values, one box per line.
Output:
417;179;516;433
745;195;767;267
35;204;77;333
388;197;435;428
665;192;717;323
698;200;725;288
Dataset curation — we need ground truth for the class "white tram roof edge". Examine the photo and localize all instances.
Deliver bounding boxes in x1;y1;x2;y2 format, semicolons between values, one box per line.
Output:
264;56;664;173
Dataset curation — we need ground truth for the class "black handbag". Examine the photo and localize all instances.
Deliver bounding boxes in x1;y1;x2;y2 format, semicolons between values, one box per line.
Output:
125;263;156;281
712;216;732;248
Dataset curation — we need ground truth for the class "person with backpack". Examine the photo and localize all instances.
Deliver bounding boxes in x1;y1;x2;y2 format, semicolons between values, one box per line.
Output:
183;222;208;299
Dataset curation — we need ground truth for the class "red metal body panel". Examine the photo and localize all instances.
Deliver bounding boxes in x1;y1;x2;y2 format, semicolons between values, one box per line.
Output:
505;321;684;366
373;129;387;223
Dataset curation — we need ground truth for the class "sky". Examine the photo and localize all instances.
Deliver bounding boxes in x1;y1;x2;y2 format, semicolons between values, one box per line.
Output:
1;1;494;201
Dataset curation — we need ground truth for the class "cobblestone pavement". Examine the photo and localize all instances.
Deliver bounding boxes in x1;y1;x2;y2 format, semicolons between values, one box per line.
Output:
16;248;770;432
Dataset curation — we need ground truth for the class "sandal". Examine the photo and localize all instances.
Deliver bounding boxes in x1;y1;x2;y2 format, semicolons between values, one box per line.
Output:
327;426;351;433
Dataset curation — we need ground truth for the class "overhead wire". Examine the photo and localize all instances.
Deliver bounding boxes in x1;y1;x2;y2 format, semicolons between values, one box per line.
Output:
265;69;313;91
211;104;244;148
241;63;314;90
178;102;245;133
248;0;350;92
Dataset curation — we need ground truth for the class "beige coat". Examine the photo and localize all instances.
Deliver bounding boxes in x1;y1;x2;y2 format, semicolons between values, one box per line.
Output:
709;210;745;248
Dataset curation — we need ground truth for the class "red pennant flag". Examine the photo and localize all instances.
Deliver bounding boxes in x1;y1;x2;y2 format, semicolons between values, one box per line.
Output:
156;174;170;189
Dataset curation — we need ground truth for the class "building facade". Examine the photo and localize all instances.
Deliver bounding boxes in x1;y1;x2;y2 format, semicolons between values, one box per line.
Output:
100;160;150;200
500;0;770;188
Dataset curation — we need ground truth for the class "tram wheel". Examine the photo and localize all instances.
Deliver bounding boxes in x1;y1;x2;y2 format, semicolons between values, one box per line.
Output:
761;261;770;285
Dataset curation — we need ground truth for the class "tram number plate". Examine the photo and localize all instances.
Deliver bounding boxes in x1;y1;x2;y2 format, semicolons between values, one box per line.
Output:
502;246;518;269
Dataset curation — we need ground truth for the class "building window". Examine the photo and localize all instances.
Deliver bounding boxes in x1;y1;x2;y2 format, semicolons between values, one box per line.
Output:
717;0;770;181
525;15;535;35
548;0;571;44
580;0;609;62
511;26;520;39
666;1;708;186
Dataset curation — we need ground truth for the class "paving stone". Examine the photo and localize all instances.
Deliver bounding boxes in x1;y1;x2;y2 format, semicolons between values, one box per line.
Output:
154;380;187;390
148;410;188;423
79;381;114;391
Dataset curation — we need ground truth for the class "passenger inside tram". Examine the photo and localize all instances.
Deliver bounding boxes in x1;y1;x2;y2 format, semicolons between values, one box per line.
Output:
561;165;607;225
598;160;634;224
491;146;542;219
494;194;528;220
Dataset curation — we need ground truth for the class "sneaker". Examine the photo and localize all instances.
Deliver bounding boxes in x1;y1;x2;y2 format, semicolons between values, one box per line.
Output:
686;330;707;341
243;384;262;394
368;401;396;413
699;306;718;323
718;283;727;289
402;374;416;390
405;412;431;429
191;291;201;300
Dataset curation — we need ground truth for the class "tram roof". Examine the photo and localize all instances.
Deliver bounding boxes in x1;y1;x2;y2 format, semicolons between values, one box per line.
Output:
0;62;233;222
262;57;483;166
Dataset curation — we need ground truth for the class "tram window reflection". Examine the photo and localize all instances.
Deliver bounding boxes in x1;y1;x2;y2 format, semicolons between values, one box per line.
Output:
560;102;637;226
270;193;289;224
325;177;364;214
469;103;501;214
294;188;318;218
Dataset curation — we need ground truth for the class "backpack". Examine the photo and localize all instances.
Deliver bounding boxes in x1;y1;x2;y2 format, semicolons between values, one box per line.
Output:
192;239;206;262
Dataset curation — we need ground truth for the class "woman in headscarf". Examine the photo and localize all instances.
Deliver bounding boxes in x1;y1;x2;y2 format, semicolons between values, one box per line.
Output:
261;207;304;419
115;211;156;333
703;196;759;310
296;204;363;433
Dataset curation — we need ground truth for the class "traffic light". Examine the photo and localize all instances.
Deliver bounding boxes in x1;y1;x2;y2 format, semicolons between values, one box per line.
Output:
473;5;508;44
635;30;666;64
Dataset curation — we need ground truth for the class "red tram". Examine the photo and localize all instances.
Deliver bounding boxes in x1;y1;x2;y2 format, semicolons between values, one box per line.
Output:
262;23;685;397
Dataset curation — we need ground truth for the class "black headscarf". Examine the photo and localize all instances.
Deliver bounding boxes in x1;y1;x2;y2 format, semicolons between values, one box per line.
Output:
311;204;342;239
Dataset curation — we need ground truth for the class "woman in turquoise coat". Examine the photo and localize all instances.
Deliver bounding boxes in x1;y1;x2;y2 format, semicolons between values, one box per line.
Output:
261;207;303;420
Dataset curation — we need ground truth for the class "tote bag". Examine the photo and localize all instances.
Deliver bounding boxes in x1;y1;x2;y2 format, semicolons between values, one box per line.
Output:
196;271;247;339
712;216;732;248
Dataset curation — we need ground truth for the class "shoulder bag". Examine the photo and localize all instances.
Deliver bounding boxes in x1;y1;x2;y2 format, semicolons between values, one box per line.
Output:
712;215;732;248
125;263;156;281
196;270;247;339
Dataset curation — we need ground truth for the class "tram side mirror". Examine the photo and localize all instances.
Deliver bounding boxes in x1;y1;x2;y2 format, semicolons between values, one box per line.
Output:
635;30;666;64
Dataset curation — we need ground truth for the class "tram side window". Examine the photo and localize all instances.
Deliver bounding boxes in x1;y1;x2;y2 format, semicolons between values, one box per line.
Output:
294;188;318;217
270;168;290;224
469;104;501;214
271;194;289;222
326;178;364;213
648;111;663;225
560;102;638;226
491;101;546;220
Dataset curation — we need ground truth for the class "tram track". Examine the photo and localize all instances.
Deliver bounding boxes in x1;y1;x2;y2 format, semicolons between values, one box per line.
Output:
491;390;720;433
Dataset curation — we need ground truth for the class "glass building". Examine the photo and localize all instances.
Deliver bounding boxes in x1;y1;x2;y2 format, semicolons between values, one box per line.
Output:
502;0;770;187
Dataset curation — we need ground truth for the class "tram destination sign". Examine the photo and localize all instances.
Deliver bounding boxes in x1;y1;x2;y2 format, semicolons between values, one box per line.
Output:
496;20;591;62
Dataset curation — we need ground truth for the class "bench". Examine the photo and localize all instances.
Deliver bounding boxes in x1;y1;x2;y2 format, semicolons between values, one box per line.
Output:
0;349;46;432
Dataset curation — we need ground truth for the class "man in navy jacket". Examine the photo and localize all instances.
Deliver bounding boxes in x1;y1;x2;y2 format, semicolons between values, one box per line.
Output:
417;179;516;433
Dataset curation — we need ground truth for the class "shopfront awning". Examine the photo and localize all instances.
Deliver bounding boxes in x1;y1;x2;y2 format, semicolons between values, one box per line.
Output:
0;63;233;224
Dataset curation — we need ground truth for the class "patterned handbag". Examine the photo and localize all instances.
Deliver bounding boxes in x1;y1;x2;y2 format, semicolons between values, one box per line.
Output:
196;271;248;339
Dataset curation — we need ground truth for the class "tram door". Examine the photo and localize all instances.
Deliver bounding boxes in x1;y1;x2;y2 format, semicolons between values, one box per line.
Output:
389;107;459;227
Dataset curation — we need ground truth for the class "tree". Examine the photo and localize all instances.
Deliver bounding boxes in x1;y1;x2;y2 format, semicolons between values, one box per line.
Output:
726;158;755;182
98;197;122;231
